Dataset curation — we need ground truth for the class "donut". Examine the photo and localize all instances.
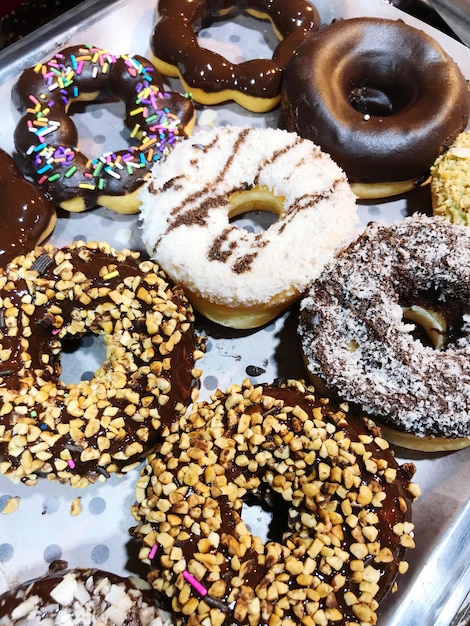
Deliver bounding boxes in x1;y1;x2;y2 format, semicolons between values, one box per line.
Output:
299;214;470;452
279;17;470;199
138;126;358;329
12;44;195;214
0;241;203;487
431;130;470;226
150;0;320;113
0;148;56;266
0;561;171;625
131;378;420;626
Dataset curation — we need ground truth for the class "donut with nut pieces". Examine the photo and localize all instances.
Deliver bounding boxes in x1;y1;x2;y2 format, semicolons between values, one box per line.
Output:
0;241;203;487
131;378;420;626
12;45;195;214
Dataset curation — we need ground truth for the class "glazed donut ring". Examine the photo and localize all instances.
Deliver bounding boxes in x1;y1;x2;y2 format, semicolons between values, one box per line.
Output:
0;148;56;266
0;561;171;625
299;214;470;451
0;241;203;487
139;126;358;329
150;0;320;113
12;45;195;214
279;17;470;199
132;378;420;626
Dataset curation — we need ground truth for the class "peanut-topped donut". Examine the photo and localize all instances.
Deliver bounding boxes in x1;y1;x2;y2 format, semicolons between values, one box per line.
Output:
139;126;358;329
131;378;420;626
0;561;171;625
0;148;56;265
279;17;470;199
13;45;195;214
299;214;470;451
150;0;320;113
0;241;203;487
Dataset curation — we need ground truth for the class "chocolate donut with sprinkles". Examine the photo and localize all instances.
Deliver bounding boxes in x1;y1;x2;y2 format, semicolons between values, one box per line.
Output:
131;378;420;626
0;241;203;487
12;45;195;214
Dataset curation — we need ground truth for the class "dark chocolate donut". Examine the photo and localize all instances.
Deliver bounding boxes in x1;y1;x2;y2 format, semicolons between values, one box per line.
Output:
279;17;470;199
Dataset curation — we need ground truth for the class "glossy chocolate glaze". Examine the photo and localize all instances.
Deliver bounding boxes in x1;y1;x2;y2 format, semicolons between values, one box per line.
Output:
151;0;319;101
279;17;470;185
133;380;418;625
0;149;56;265
12;46;195;210
0;242;200;486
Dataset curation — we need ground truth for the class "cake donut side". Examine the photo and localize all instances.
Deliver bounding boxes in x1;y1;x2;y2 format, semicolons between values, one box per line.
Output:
0;562;171;625
279;17;470;199
139;126;358;329
0;241;203;487
299;214;470;451
131;378;420;626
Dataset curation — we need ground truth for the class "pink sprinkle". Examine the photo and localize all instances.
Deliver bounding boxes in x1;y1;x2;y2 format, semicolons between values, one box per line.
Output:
183;570;207;596
67;459;75;469
52;328;61;335
148;543;159;559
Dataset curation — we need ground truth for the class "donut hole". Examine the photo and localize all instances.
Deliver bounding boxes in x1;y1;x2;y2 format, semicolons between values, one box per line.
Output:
401;290;468;349
347;57;418;117
242;493;290;543
229;187;283;232
198;9;279;63
60;332;108;385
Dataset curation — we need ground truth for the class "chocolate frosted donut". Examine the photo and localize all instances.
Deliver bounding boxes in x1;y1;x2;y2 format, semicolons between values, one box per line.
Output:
131;378;420;626
12;45;195;214
299;214;470;451
0;149;56;265
279;17;470;199
0;241;203;486
150;0;320;112
0;562;171;625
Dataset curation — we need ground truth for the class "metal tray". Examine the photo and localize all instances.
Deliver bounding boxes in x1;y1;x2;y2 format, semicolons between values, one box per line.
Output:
0;1;468;625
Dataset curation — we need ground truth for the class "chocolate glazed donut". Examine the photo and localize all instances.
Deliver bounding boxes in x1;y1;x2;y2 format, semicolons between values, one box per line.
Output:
279;17;470;199
151;0;320;112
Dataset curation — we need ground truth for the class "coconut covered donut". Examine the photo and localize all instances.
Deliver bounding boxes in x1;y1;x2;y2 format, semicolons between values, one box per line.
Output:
12;45;195;214
0;561;171;625
0;148;56;266
299;214;470;451
139;126;358;329
131;378;420;626
0;241;203;487
279;17;470;199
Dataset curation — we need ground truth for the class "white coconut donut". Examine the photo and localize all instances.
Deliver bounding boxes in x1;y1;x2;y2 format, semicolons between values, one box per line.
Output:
139;126;358;329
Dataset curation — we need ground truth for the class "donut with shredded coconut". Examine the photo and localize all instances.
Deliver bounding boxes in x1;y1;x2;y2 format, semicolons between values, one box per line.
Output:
131;378;420;626
138;126;358;329
0;241;203;487
299;214;470;451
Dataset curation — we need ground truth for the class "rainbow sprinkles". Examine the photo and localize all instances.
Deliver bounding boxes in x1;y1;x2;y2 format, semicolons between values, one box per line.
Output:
12;44;195;213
